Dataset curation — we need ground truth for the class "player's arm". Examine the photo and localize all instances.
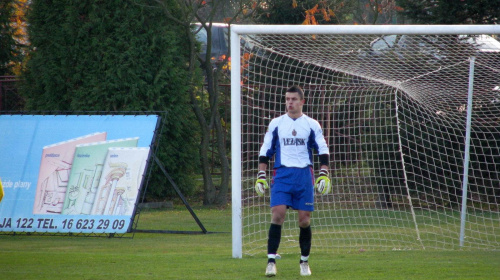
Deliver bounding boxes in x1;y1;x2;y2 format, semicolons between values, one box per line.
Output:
255;119;277;196
314;119;331;195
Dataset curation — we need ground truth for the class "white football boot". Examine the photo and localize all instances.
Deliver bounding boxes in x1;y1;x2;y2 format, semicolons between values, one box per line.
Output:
300;262;311;276
265;262;277;277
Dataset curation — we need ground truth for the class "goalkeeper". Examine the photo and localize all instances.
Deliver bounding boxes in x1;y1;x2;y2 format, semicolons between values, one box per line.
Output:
256;85;330;277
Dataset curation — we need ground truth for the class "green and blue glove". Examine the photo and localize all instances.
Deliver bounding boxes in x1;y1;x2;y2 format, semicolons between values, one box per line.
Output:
255;171;269;196
315;169;331;195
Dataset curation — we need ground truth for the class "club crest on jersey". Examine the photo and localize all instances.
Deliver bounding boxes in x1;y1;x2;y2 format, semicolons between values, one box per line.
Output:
292;129;297;136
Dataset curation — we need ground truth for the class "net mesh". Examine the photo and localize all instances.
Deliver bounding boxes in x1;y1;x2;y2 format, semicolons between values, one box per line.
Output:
238;31;500;255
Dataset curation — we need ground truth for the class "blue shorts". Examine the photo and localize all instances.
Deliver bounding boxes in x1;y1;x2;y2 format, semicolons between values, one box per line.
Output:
270;167;315;211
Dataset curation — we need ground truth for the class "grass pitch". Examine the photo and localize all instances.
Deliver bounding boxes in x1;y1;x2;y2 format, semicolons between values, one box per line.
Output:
0;206;499;279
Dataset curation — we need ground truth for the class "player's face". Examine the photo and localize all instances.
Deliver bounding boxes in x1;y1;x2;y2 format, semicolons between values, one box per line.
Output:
285;92;305;117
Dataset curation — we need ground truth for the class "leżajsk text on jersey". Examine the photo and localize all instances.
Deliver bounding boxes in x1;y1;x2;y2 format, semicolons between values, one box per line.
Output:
259;114;329;168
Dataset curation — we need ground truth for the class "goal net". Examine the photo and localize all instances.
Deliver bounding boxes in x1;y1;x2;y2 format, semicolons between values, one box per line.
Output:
230;25;500;258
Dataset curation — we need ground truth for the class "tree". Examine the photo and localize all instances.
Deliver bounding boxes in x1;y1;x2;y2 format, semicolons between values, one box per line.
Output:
21;0;199;200
250;0;405;25
0;0;19;76
252;0;355;24
149;0;260;206
396;0;500;24
352;0;403;24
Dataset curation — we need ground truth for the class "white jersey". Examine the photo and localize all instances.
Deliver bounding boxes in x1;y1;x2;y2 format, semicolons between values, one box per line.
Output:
259;114;329;168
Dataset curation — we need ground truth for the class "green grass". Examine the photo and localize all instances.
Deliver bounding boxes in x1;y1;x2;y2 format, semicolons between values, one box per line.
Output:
1;206;499;279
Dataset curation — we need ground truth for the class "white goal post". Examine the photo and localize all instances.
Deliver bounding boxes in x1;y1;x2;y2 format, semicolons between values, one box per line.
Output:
231;25;500;258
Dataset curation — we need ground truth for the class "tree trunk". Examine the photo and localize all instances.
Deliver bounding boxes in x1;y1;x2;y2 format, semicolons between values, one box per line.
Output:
189;88;216;205
183;24;218;206
205;68;230;206
214;109;230;205
200;127;216;205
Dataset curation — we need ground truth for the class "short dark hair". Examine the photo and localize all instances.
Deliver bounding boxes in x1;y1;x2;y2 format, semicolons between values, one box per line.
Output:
286;85;304;100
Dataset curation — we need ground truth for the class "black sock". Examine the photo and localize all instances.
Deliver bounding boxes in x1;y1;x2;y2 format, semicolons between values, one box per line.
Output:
299;225;312;260
267;223;282;262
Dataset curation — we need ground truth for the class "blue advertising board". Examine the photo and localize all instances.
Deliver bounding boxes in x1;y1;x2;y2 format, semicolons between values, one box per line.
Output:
0;115;158;234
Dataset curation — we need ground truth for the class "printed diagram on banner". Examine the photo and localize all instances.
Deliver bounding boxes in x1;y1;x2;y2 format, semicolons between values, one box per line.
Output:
61;138;139;215
33;132;107;214
92;147;150;216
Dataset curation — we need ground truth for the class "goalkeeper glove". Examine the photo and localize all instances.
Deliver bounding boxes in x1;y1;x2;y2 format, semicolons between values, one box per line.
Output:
315;169;331;195
255;171;269;196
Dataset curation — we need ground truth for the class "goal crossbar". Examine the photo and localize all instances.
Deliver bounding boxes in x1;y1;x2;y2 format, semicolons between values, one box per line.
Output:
231;24;500;35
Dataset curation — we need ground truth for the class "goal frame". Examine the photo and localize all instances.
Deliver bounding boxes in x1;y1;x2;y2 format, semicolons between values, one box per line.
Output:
230;24;500;258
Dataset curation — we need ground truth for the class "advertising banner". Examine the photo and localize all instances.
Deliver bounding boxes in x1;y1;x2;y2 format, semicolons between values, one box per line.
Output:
0;115;158;234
